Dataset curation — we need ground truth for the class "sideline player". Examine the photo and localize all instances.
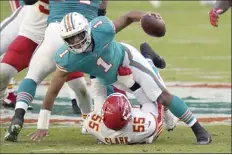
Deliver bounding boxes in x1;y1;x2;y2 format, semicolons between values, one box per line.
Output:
84;93;164;144
0;0;27;107
208;0;231;27
0;0;49;109
29;11;211;145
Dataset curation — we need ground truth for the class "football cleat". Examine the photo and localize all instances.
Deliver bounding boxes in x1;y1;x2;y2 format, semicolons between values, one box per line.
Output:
2;92;17;108
192;122;212;145
4;117;24;142
163;109;179;131
140;42;166;69
71;99;81;114
81;126;91;135
3;93;34;110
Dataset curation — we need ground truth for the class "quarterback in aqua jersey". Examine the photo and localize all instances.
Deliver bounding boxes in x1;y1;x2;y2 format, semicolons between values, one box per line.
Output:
30;11;212;145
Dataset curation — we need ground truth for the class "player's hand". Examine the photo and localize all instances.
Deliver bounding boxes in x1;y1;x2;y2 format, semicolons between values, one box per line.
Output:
209;8;223;27
147;12;163;20
117;66;135;88
29;129;49;141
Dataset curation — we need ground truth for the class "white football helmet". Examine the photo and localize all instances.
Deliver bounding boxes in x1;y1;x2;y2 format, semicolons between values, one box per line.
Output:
60;12;91;53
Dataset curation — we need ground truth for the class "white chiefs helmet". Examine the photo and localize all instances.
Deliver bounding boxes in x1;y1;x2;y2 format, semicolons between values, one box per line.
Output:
60;12;91;53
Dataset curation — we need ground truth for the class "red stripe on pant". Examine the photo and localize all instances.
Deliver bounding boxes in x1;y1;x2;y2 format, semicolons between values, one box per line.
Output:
66;72;84;82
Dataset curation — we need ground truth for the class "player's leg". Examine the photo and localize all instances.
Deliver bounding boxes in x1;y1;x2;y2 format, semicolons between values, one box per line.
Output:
140;42;178;131
0;35;38;103
119;43;211;145
4;23;59;142
66;72;92;116
0;6;27;105
65;83;82;115
0;6;26;56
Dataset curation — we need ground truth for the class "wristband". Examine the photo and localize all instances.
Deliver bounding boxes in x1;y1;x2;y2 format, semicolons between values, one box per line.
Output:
37;109;51;129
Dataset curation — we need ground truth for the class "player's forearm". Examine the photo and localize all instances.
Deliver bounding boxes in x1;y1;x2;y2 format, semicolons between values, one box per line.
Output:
114;10;146;33
213;0;232;14
42;73;67;111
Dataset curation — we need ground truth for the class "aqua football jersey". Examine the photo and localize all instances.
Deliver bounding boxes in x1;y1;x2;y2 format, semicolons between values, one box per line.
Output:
20;0;24;6
55;16;125;85
48;0;101;23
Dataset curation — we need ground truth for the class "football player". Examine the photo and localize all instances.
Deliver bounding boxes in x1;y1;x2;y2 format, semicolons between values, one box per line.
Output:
0;0;27;107
4;0;108;142
29;11;211;145
0;0;48;109
84;93;164;144
209;0;231;27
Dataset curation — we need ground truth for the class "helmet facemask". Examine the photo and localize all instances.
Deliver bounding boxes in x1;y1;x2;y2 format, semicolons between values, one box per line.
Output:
63;28;91;54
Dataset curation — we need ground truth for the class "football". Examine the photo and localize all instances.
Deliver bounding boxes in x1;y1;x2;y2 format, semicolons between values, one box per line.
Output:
141;13;166;37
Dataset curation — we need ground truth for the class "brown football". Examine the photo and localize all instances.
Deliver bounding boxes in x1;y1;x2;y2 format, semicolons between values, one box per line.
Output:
141;13;166;37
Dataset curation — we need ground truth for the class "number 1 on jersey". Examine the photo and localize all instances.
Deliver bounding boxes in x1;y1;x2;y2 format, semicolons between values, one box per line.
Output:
97;57;112;72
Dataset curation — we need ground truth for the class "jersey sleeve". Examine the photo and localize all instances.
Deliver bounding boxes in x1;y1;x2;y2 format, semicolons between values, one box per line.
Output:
90;16;115;45
54;45;70;72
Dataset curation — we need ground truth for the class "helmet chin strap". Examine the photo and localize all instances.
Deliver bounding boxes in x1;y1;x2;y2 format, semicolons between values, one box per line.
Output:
85;42;93;52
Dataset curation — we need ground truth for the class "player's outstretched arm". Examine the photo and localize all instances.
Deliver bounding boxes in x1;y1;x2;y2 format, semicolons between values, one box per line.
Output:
112;11;146;34
30;68;68;141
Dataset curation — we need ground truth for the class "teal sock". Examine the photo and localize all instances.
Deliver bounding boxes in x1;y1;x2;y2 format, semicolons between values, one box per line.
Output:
169;95;197;127
16;78;37;105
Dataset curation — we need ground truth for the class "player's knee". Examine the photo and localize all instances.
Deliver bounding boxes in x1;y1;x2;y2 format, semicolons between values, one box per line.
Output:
0;63;17;85
157;90;173;107
0;63;17;99
25;72;41;85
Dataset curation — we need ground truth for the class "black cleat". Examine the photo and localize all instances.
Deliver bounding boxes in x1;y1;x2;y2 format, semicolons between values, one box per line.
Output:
71;99;81;114
191;122;212;145
197;134;212;145
4;117;24;142
195;129;212;145
140;42;166;69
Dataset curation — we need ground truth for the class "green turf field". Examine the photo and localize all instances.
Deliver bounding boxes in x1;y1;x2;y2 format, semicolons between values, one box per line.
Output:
0;125;231;153
0;1;231;82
